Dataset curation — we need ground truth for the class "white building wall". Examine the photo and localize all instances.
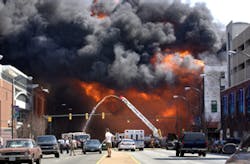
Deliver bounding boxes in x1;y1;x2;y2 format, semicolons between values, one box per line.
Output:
204;64;227;124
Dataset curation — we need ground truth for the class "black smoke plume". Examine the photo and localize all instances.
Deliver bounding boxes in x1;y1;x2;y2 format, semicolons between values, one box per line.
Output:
0;0;224;136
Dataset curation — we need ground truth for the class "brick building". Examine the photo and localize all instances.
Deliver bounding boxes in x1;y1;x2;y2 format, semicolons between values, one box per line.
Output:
0;65;48;142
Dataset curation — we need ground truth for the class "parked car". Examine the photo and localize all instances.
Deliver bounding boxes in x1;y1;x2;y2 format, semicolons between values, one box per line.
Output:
101;141;107;150
210;140;225;153
210;138;241;154
222;138;241;154
82;139;102;154
176;132;207;157
118;139;136;151
36;135;60;158
166;133;178;150
226;134;250;163
0;138;42;164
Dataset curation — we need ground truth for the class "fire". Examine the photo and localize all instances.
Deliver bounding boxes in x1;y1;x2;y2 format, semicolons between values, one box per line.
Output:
80;82;115;102
79;50;204;136
91;0;120;19
79;81;187;136
194;59;205;67
150;50;204;84
161;50;204;68
97;13;107;19
163;107;176;117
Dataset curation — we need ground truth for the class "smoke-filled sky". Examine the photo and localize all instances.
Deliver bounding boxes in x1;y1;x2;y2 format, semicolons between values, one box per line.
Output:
0;0;225;88
0;0;226;136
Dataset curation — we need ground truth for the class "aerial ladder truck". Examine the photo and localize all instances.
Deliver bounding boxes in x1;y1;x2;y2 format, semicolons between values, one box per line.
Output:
119;96;162;138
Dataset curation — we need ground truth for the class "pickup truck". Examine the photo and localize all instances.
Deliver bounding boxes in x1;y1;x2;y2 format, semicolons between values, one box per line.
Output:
176;132;207;157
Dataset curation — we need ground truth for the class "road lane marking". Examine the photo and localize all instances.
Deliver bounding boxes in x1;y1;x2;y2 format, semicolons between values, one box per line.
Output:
129;154;141;164
96;154;106;164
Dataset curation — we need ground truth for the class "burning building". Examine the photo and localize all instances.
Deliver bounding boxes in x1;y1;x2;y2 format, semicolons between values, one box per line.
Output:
0;0;225;138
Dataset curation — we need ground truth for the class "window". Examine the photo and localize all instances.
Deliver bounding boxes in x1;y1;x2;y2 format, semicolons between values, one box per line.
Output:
220;86;225;90
229;92;235;116
238;44;245;51
237;89;244;114
246;39;250;47
222;96;228;116
220;72;225;78
233;67;237;73
246;86;250;114
227;33;231;50
238;63;245;71
247;59;250;66
211;100;217;113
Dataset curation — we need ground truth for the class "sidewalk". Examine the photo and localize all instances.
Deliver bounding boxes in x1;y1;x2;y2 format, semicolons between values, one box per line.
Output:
97;150;140;164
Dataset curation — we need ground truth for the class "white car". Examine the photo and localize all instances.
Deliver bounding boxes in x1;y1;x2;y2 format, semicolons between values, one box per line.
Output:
118;139;136;151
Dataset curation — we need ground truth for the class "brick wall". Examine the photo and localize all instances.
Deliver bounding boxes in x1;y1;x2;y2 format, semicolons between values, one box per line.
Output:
0;79;13;141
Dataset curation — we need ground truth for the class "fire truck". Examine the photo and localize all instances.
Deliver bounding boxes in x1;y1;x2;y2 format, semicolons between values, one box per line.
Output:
120;96;162;138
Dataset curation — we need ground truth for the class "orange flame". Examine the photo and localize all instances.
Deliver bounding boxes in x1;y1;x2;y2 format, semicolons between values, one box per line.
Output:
97;13;107;19
80;82;115;102
79;80;202;136
79;50;204;136
163;107;176;117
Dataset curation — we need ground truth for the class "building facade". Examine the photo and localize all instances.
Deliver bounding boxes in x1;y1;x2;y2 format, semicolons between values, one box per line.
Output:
0;65;47;142
203;64;227;139
221;22;250;139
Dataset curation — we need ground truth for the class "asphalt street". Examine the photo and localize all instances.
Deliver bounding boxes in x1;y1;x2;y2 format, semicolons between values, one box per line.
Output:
41;148;230;164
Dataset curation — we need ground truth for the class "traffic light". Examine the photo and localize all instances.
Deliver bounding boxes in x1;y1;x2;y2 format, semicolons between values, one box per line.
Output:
69;113;72;120
48;116;52;122
85;113;89;120
101;112;105;119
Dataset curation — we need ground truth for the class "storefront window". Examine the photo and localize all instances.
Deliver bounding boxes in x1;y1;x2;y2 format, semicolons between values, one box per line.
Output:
246;86;250;114
222;95;228;116
237;89;244;114
229;92;235;116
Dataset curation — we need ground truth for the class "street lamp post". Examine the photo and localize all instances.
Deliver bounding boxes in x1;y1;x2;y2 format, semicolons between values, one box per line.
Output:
228;50;250;58
61;104;73;134
173;95;189;133
184;86;202;131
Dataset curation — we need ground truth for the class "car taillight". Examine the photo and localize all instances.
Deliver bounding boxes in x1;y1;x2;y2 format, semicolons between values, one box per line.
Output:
182;141;184;145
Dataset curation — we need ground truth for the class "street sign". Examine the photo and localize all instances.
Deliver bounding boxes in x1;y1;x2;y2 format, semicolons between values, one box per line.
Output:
13;106;20;119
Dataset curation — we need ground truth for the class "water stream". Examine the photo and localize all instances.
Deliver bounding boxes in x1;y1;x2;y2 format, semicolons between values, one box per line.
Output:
82;95;120;132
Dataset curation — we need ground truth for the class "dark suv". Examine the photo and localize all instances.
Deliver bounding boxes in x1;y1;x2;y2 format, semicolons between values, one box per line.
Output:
176;132;207;157
36;135;60;158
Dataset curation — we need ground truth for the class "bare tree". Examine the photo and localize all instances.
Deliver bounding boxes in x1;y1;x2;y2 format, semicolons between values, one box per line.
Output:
16;113;47;139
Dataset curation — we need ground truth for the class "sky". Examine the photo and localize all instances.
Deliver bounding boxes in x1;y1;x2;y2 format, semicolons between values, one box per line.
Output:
182;0;250;26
